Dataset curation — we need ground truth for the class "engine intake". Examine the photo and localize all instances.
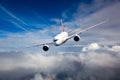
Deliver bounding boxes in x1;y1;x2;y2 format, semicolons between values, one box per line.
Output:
43;45;49;51
74;34;80;42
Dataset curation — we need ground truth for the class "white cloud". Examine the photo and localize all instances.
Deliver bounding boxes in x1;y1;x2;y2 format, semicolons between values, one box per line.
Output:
50;18;61;24
111;45;120;52
82;43;100;51
31;73;54;80
0;30;53;52
0;43;119;71
104;45;120;53
31;74;43;80
80;52;119;68
0;46;120;79
66;1;120;45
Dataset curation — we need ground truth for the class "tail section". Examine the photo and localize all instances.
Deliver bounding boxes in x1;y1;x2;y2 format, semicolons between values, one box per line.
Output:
61;19;64;32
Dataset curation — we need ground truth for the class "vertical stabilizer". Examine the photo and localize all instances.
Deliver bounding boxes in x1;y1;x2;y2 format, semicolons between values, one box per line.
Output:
61;19;64;32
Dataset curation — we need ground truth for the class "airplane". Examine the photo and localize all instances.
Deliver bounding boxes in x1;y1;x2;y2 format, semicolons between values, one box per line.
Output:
28;19;108;51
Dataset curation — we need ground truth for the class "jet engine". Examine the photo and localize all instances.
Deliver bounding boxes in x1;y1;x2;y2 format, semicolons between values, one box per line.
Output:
74;34;80;42
43;45;49;51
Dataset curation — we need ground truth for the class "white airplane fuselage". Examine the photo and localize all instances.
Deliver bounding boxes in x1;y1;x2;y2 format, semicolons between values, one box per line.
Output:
53;32;68;46
31;19;107;51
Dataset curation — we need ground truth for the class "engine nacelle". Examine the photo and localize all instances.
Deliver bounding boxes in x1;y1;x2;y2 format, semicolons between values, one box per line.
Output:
43;45;49;51
74;34;80;42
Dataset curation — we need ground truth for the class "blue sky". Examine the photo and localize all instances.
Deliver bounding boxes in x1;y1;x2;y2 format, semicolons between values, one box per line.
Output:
0;0;82;33
0;0;102;34
0;0;120;80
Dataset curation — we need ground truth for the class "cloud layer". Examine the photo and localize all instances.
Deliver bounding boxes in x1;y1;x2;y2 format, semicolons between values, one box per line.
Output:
0;43;120;80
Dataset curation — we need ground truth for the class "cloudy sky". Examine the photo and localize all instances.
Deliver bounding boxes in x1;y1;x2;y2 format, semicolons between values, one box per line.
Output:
0;0;120;80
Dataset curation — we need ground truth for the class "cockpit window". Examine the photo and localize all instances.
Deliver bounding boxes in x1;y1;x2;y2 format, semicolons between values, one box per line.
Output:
53;39;58;42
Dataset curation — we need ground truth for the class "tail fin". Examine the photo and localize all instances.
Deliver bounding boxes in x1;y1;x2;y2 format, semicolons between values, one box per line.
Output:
61;19;64;32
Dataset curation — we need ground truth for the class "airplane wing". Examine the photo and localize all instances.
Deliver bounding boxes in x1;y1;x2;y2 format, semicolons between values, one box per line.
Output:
67;19;108;40
25;42;54;48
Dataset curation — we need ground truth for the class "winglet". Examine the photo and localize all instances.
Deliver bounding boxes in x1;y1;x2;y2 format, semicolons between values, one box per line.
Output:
61;19;64;32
